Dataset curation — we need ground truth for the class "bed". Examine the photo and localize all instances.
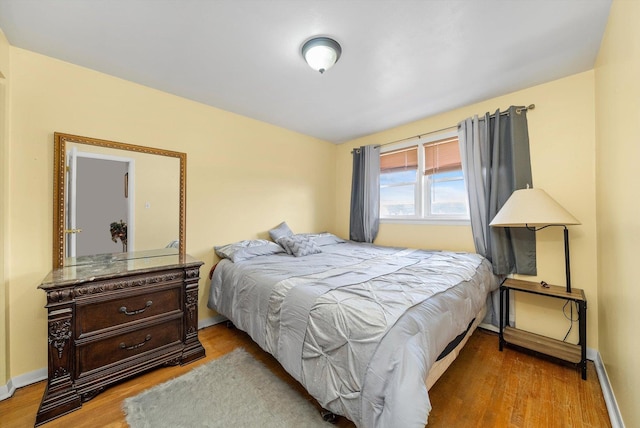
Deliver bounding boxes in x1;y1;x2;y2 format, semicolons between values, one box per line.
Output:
208;231;499;427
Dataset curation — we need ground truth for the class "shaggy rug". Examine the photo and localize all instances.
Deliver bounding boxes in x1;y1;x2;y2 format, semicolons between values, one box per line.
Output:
122;348;333;428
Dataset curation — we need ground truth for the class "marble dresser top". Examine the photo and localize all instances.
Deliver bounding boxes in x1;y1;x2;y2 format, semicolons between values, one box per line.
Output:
40;249;202;290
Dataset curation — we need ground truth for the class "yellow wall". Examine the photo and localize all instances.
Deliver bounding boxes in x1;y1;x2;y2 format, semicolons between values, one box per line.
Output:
595;0;640;426
5;47;336;377
133;154;180;250
3;9;637;425
336;71;598;348
0;29;10;387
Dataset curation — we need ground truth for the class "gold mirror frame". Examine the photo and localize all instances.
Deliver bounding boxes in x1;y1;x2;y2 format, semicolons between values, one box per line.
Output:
53;132;186;268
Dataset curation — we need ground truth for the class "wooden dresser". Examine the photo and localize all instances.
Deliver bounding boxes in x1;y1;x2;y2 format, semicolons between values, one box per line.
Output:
35;250;205;426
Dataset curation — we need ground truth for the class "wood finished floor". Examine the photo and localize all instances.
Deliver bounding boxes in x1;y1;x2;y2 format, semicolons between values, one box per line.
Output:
0;325;610;428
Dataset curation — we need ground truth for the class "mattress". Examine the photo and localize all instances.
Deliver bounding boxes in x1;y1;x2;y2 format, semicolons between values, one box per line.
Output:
209;240;498;427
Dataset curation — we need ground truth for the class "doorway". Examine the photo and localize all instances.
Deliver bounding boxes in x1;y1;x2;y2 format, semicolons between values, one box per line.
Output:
66;148;135;257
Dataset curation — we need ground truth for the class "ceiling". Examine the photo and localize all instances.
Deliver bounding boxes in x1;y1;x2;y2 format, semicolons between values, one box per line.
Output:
0;0;611;143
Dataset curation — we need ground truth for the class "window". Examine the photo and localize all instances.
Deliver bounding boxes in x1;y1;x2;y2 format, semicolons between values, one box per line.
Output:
380;132;469;222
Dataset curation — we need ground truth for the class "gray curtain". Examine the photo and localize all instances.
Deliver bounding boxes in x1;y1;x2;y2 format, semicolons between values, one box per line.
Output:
350;145;381;243
458;106;536;325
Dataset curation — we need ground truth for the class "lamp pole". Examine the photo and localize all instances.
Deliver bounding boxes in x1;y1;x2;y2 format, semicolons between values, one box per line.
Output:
564;226;571;293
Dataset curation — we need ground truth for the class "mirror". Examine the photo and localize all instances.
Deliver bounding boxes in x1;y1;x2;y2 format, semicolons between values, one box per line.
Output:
53;132;186;268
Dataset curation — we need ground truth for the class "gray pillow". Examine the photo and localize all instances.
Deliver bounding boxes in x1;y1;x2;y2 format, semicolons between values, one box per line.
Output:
214;239;285;262
277;235;322;257
269;221;294;242
298;232;346;246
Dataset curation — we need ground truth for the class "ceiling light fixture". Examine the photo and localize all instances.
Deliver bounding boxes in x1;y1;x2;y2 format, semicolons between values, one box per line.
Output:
301;37;342;74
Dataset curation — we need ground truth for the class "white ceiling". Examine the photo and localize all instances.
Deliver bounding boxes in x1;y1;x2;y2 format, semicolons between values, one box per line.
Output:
0;0;611;143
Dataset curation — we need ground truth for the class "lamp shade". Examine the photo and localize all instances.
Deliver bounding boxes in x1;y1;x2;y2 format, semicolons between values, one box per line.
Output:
489;188;580;227
302;37;341;74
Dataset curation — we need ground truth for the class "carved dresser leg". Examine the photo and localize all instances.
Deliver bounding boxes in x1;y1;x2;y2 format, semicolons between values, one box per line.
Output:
35;301;81;426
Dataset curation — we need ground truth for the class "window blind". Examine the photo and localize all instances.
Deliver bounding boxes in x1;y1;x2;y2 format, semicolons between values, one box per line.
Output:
424;137;461;175
380;146;418;173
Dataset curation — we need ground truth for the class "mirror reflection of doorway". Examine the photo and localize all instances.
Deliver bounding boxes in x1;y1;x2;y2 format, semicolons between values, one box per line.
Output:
66;148;135;257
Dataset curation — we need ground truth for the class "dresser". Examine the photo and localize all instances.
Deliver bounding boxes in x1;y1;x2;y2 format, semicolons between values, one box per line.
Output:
35;250;205;426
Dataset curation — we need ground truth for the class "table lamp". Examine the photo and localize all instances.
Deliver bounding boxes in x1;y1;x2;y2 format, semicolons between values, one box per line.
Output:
489;187;580;293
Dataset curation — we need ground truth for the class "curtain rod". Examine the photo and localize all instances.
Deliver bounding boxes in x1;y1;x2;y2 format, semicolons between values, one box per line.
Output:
351;104;536;153
478;104;535;121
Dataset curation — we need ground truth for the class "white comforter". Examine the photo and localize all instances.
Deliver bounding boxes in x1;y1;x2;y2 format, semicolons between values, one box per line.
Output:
209;241;498;427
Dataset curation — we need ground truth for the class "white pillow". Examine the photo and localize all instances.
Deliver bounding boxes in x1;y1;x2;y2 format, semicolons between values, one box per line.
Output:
214;239;284;262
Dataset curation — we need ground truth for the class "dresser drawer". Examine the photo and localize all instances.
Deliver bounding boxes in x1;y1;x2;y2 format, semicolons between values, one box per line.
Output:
77;285;182;335
77;317;182;375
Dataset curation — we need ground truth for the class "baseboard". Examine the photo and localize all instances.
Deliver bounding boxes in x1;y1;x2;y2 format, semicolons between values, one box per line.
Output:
0;367;47;401
198;314;228;329
479;322;499;333
0;378;14;401
594;351;625;428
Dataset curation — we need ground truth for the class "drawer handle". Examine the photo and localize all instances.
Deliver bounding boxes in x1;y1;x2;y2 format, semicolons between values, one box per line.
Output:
119;334;152;351
119;300;153;316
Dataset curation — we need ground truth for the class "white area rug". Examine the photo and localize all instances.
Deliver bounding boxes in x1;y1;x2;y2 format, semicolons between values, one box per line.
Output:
123;348;332;428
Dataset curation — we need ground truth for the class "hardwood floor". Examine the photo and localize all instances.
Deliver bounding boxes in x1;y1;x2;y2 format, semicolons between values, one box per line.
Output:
0;325;610;428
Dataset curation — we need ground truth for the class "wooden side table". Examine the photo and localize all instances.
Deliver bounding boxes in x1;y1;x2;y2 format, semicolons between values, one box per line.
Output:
499;278;587;380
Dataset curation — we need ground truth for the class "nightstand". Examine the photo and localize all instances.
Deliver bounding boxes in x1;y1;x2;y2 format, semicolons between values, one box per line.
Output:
499;278;587;380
